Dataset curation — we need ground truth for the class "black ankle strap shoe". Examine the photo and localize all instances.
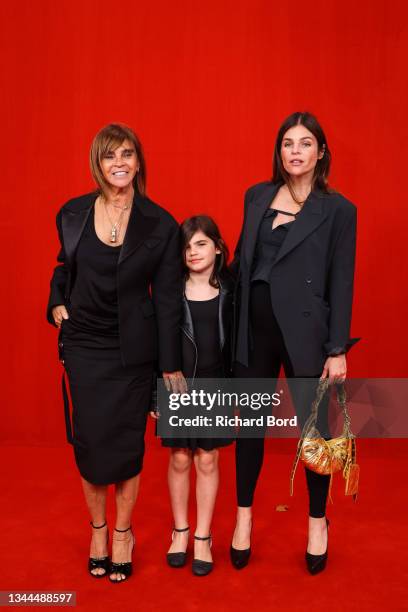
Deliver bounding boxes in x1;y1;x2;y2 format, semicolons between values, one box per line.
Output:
192;534;213;576
109;526;134;583
166;526;190;568
88;521;110;579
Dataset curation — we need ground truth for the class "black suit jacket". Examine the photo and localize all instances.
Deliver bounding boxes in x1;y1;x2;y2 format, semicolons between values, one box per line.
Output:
47;191;182;372
231;181;359;376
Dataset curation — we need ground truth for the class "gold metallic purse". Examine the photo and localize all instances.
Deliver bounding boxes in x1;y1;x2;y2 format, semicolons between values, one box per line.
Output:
290;378;359;501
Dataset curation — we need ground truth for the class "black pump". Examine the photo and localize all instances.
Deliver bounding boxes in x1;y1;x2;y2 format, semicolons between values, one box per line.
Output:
305;518;330;575
230;521;252;570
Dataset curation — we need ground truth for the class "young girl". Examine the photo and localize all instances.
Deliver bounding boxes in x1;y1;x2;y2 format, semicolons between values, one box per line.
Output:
153;215;234;576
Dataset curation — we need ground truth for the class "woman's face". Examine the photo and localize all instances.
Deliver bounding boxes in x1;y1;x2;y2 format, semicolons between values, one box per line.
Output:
100;139;139;191
184;230;221;274
280;124;324;180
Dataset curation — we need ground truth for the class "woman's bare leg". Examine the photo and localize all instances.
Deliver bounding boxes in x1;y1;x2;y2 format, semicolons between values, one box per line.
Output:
110;475;140;581
81;477;109;576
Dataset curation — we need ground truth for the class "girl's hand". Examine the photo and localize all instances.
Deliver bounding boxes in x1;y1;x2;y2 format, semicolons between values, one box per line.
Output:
320;354;347;384
52;305;69;328
163;371;187;394
150;411;159;420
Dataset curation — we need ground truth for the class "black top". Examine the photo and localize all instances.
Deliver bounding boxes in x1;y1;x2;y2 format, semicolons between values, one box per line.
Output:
251;208;297;283
187;295;221;372
68;212;121;335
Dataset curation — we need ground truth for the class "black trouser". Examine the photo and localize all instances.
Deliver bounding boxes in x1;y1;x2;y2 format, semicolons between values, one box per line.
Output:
234;281;330;518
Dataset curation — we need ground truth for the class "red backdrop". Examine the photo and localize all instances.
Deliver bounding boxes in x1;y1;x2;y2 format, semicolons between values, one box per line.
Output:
1;0;407;444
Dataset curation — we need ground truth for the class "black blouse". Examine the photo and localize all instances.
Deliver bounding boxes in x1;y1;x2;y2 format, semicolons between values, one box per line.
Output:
251;208;297;283
68;212;121;335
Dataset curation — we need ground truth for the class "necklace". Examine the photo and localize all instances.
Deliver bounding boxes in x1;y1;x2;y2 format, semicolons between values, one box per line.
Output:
287;182;310;207
101;197;132;243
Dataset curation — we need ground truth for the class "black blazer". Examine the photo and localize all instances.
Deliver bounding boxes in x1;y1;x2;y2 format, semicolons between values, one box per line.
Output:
231;181;359;376
47;191;182;372
181;277;234;381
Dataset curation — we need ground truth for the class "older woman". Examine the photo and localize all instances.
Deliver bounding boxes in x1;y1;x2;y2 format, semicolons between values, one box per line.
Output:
47;123;184;582
230;112;359;574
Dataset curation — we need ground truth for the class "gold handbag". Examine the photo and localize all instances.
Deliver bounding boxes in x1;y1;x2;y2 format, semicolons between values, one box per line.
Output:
290;378;359;501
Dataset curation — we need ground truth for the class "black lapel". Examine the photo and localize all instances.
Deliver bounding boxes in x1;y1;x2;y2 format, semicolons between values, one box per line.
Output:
243;182;280;270
181;294;195;340
61;195;96;266
218;283;228;348
118;193;160;264
272;191;327;266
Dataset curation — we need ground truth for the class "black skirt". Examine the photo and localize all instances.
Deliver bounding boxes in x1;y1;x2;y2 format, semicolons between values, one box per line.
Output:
61;320;154;485
161;363;233;452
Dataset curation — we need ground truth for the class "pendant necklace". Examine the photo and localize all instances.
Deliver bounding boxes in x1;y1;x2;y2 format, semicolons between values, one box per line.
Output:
102;198;132;243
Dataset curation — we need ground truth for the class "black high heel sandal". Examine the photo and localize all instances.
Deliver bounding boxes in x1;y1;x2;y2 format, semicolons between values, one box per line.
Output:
192;534;213;576
109;526;134;583
230;521;252;570
88;521;110;578
166;526;190;568
305;518;330;575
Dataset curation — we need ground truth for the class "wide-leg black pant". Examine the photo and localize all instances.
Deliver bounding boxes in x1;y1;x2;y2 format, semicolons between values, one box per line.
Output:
234;281;330;518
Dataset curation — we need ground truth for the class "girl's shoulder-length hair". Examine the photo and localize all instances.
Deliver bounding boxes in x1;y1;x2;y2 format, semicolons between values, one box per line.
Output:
180;215;231;288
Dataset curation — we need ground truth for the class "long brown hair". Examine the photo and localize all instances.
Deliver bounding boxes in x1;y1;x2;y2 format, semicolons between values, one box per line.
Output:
272;112;331;193
180;215;230;288
90;123;147;196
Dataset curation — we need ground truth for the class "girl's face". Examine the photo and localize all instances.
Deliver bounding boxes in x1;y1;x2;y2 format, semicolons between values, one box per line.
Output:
280;124;324;180
185;230;221;274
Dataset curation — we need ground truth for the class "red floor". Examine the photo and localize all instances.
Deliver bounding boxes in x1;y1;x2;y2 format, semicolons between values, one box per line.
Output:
0;432;407;611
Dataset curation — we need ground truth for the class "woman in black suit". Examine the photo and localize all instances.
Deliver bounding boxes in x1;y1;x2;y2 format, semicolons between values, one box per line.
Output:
230;112;359;574
47;123;184;582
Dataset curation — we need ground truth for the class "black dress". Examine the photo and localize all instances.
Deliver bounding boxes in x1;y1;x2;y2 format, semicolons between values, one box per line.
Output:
162;295;233;452
60;213;154;485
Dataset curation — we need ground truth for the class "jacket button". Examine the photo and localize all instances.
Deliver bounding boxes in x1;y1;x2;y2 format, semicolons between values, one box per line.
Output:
306;278;312;283
303;311;311;317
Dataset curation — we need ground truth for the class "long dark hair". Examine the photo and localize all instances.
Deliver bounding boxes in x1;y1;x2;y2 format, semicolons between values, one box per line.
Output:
180;215;230;288
272;112;331;193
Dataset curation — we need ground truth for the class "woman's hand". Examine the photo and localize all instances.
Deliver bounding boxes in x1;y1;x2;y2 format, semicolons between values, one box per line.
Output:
149;410;159;420
320;354;347;384
162;370;187;394
52;305;69;328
